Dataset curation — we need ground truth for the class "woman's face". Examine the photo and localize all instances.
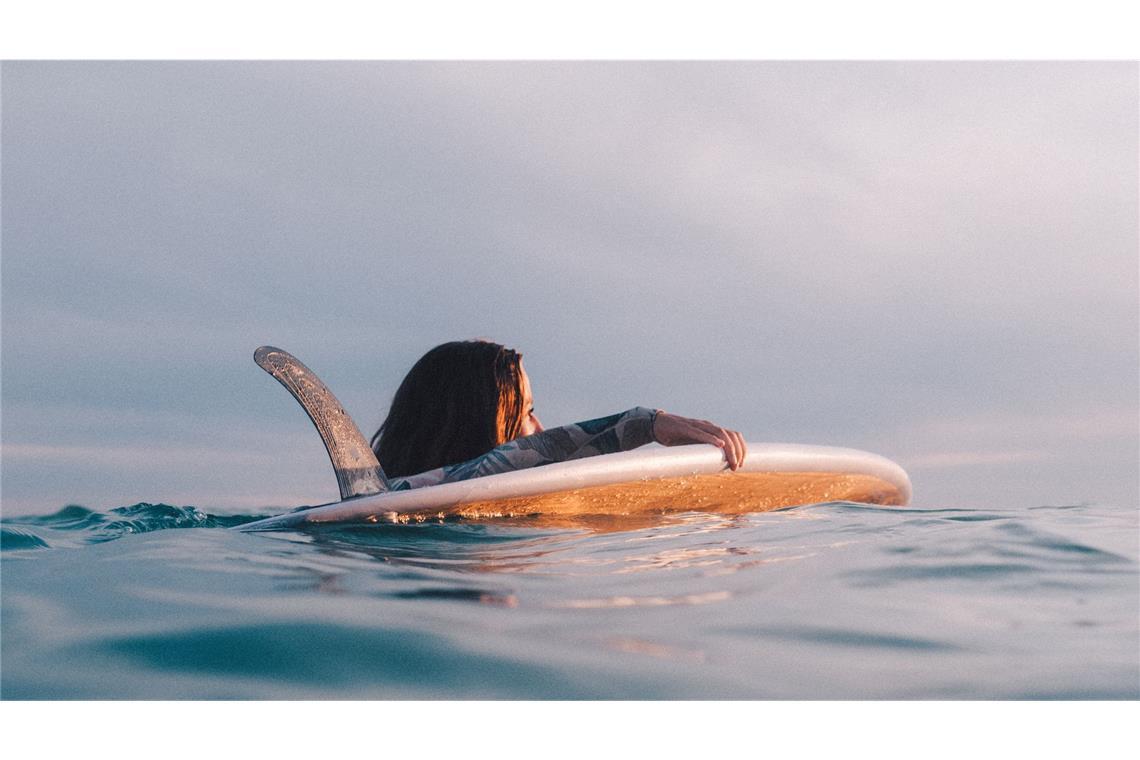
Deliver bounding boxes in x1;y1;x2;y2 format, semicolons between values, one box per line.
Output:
517;364;543;437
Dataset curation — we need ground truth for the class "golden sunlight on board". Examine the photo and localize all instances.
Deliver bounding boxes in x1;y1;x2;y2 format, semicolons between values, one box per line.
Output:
378;470;907;531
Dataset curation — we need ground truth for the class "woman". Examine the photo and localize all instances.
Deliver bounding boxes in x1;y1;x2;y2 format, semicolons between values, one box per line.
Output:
371;340;747;491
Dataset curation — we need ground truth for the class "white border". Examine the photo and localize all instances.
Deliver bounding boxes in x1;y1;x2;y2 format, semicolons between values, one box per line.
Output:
1;701;1138;759
1;1;1139;59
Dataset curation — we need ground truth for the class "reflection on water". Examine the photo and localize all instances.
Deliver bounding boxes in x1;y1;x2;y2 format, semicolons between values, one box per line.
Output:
2;501;1137;698
548;590;733;609
606;636;707;662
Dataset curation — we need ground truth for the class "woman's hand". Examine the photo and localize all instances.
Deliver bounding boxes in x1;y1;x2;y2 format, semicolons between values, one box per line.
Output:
651;412;748;470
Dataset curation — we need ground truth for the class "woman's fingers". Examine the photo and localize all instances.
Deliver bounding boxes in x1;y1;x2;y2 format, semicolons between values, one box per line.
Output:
728;428;747;469
652;412;747;467
655;412;745;470
690;418;745;470
688;428;734;469
721;427;742;470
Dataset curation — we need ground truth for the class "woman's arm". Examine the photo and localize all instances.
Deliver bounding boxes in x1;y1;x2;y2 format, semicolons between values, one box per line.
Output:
390;407;656;490
390;408;746;491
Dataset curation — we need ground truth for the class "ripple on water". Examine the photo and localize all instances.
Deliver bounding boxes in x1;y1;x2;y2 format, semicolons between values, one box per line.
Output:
0;527;51;551
722;624;962;652
0;503;258;550
67;622;661;699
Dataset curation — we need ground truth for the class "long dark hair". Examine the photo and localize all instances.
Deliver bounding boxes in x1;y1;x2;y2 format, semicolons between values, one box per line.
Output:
371;340;527;477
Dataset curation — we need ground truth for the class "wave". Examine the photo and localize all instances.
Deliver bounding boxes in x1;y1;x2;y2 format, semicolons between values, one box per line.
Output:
0;503;262;550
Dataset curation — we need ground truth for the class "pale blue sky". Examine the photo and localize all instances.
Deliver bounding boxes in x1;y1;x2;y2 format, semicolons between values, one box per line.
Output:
2;61;1137;514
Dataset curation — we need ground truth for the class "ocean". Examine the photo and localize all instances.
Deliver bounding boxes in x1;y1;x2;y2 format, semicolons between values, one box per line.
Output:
1;500;1137;699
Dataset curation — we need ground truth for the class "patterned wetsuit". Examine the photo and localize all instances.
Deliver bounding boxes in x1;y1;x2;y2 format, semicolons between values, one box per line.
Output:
389;407;660;491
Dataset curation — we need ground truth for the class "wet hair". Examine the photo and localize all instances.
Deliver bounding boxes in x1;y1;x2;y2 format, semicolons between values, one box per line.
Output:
371;340;527;477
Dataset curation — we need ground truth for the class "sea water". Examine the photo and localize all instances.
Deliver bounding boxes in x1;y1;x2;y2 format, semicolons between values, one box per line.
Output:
2;501;1137;699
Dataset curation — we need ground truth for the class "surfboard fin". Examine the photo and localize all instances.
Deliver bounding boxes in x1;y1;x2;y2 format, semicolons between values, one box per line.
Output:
254;346;390;499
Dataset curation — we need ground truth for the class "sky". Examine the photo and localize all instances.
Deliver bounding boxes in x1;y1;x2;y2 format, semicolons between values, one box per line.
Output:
1;61;1137;515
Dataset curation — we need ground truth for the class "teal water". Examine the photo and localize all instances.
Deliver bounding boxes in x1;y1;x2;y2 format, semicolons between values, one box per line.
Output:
2;501;1137;699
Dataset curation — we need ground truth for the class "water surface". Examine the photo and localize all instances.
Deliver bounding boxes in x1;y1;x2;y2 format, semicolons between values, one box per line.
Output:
2;501;1137;699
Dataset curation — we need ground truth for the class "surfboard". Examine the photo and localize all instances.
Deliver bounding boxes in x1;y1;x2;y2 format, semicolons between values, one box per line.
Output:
238;346;912;532
238;442;911;531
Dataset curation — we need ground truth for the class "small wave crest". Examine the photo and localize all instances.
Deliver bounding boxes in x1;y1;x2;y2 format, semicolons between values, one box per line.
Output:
0;526;51;551
0;503;255;550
